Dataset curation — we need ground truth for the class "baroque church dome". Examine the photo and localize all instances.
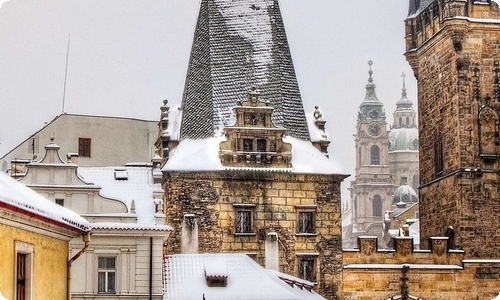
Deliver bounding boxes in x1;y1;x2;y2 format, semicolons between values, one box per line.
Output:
388;74;418;152
392;184;418;204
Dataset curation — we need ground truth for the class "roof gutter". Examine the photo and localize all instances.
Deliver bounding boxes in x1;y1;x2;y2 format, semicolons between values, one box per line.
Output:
67;232;91;300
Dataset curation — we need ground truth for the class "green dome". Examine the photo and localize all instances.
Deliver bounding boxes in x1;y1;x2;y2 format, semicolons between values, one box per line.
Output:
388;127;418;151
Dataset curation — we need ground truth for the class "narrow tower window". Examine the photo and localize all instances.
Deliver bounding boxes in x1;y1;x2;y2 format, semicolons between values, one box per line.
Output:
370;145;380;165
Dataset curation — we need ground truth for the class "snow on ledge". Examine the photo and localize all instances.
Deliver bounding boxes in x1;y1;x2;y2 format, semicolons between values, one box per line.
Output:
163;136;347;175
0;172;90;232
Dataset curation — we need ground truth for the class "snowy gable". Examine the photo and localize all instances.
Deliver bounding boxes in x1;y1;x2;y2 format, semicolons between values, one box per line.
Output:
0;171;90;232
78;167;164;225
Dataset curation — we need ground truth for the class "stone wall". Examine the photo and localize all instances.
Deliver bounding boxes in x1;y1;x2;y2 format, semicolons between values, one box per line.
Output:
163;170;345;298
405;1;500;257
342;236;500;299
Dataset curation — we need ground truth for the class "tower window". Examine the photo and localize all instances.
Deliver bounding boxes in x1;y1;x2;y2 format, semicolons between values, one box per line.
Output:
78;138;91;157
298;258;315;282
435;139;443;175
243;139;253;152
298;212;315;234
372;195;382;217
257;139;266;152
370;145;380;165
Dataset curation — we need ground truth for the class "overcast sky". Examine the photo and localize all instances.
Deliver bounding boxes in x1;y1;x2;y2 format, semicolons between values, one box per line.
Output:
0;0;420;201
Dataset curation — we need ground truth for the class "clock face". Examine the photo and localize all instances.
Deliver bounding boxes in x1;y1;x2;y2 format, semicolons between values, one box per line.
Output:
368;123;381;136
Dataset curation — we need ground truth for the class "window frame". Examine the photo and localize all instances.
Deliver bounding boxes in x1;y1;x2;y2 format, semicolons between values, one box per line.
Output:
97;256;117;294
296;253;318;283
370;145;380;165
15;241;34;300
78;138;92;158
295;205;317;236
233;204;256;236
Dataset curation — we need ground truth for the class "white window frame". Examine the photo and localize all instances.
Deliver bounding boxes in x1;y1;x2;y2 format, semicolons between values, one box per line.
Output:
15;241;34;300
97;256;117;294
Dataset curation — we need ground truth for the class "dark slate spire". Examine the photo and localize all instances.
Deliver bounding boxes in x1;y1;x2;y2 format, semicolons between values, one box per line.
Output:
179;0;310;141
359;61;385;119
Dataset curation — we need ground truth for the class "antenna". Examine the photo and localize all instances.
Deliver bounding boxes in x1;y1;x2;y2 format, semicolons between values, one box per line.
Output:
62;33;71;114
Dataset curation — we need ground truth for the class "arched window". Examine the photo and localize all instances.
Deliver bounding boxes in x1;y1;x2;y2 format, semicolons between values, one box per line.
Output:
371;145;380;165
399;117;402;126
372;195;382;217
406;116;409;126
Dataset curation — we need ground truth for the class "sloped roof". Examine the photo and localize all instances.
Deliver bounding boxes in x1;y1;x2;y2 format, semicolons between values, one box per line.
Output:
180;0;310;141
0;171;90;233
78;167;166;225
164;253;326;300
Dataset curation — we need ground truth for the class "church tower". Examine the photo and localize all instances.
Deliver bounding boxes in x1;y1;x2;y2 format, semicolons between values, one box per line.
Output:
158;0;348;297
405;0;500;257
350;61;396;247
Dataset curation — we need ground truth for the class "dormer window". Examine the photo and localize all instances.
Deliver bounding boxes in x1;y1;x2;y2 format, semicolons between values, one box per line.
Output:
205;261;228;287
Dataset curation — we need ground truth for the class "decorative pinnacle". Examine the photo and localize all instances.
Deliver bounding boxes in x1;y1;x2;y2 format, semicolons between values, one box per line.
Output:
401;72;407;94
368;60;374;83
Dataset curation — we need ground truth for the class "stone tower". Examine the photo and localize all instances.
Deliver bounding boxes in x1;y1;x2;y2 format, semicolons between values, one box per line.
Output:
350;62;396;247
405;0;500;257
388;75;419;192
157;0;347;298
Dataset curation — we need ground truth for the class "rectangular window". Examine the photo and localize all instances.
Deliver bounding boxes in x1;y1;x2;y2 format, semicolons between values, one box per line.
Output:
236;210;252;234
243;139;253;152
55;198;64;206
298;258;315;282
15;241;33;300
78;138;91;157
17;253;26;300
98;257;116;294
298;212;315;234
257;139;266;152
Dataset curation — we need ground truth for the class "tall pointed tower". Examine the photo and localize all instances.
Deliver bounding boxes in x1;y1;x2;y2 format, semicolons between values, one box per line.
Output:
158;0;348;297
350;61;396;247
388;75;419;192
405;0;500;257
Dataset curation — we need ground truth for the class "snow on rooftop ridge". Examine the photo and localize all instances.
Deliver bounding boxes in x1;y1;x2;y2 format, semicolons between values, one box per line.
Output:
163;136;346;175
0;171;90;232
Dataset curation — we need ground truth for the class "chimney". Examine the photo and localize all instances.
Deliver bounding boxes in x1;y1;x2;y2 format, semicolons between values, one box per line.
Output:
265;232;279;271
181;214;198;254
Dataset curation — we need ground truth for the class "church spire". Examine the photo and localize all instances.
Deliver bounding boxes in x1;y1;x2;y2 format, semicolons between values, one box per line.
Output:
179;0;310;141
359;60;385;120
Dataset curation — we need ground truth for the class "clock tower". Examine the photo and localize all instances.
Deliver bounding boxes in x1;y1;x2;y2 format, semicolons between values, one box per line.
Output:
349;61;397;248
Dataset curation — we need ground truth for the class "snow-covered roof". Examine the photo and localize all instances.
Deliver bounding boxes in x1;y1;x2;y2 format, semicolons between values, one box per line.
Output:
78;167;164;225
179;0;310;141
0;171;90;233
163;136;346;175
164;253;326;300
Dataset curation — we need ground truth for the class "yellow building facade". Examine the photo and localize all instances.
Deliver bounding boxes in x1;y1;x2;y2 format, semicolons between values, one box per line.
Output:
0;172;90;300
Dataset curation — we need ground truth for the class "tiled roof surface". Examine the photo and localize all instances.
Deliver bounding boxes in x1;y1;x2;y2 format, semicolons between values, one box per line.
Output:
180;0;310;141
164;253;326;300
407;0;435;18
